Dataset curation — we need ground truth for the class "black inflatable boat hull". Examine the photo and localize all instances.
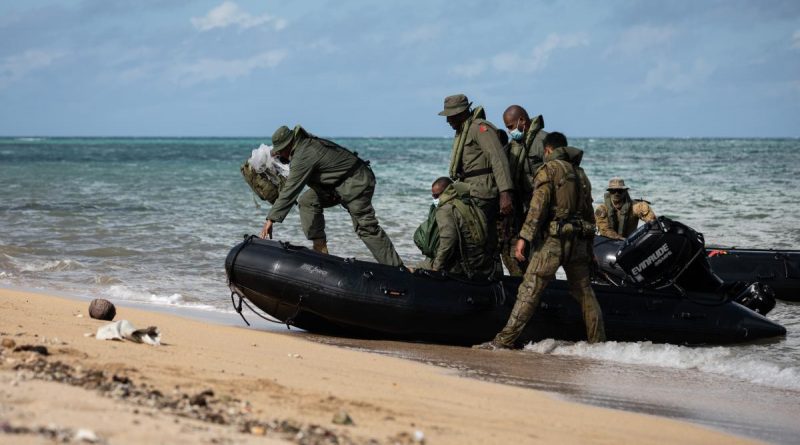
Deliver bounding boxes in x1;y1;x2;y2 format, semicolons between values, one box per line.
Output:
225;238;785;345
707;247;800;302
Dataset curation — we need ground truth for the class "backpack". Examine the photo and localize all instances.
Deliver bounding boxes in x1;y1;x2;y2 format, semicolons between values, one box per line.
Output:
241;162;285;204
450;195;487;247
414;204;440;259
413;183;487;259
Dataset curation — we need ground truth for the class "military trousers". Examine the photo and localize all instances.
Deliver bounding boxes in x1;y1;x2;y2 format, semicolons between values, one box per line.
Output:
494;235;606;347
472;197;504;278
297;165;403;267
500;200;530;277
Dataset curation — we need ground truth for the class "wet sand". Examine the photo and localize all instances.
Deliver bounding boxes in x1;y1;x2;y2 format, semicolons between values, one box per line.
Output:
299;333;800;445
0;287;764;444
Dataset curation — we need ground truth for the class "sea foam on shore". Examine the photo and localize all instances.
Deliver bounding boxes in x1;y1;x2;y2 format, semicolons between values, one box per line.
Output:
525;339;800;391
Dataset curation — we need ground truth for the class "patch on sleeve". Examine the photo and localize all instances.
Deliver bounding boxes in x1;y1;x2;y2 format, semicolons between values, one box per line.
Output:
479;124;487;133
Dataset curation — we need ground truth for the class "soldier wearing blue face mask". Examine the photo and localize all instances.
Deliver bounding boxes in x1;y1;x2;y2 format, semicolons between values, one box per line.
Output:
498;105;548;276
503;105;548;195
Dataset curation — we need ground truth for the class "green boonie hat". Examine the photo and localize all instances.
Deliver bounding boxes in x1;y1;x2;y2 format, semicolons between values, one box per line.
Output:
607;177;629;191
438;94;472;116
270;125;294;155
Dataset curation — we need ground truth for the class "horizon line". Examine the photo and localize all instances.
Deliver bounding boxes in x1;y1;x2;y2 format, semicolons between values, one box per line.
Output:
2;135;799;140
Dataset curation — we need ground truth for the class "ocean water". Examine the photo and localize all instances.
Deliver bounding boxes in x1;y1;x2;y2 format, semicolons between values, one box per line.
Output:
1;137;798;392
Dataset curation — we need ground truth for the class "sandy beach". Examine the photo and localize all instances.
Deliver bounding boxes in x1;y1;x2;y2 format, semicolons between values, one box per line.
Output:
0;288;761;444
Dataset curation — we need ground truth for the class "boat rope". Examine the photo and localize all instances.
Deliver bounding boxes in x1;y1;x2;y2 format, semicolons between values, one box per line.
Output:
226;234;290;328
284;294;305;329
229;290;286;327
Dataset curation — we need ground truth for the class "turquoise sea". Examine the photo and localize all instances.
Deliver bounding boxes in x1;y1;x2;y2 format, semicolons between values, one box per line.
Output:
1;137;799;396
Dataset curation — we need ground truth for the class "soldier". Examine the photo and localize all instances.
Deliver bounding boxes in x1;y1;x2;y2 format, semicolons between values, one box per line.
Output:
259;125;403;267
439;94;514;276
475;132;606;349
429;177;496;280
500;105;549;277
595;178;656;240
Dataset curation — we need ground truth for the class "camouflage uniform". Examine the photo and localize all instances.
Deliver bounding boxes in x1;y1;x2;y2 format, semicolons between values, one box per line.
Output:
492;146;606;347
432;183;496;280
440;95;514;277
595;178;656;240
267;126;403;267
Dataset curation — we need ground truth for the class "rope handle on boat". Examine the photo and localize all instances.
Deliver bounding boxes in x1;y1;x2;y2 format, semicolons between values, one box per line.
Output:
226;234;291;328
229;288;287;327
284;294;304;328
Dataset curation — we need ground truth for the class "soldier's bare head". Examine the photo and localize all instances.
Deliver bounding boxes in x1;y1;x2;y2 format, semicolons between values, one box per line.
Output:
543;132;568;155
503;105;530;132
431;177;453;198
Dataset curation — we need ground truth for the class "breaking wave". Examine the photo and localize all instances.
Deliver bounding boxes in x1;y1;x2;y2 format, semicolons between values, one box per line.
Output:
524;339;800;391
105;285;218;311
18;259;86;273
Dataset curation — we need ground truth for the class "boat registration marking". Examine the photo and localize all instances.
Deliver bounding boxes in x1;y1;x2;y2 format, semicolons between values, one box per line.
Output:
300;263;328;276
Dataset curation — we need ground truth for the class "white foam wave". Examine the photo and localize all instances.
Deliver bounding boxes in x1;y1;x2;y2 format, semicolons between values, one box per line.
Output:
19;259;85;272
524;339;800;391
105;284;218;311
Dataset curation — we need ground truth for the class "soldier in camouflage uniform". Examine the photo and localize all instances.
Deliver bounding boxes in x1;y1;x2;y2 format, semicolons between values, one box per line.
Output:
595;178;656;240
259;125;403;267
429;177;496;280
475;132;606;349
499;105;549;277
439;94;514;277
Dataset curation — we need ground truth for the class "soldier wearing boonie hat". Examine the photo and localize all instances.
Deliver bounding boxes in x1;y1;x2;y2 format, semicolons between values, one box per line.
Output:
260;125;404;267
439;93;514;277
595;177;656;240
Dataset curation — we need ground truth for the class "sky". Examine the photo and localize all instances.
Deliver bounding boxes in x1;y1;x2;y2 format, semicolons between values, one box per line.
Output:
0;0;798;137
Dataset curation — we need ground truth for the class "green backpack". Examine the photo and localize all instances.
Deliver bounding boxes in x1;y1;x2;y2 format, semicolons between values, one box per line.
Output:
414;204;440;259
450;195;487;247
413;183;487;259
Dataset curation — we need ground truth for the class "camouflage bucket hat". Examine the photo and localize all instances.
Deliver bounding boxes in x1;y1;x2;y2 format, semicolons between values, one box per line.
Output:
438;94;472;116
270;125;294;155
607;177;629;191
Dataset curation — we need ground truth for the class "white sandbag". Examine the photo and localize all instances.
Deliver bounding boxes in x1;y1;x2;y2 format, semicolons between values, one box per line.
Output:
247;144;290;185
96;320;161;346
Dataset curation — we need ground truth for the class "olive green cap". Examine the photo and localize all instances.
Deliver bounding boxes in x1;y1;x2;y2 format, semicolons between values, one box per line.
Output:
438;94;472;116
270;125;294;155
607;177;629;191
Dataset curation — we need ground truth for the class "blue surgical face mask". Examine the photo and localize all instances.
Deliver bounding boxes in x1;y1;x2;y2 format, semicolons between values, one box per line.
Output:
509;119;525;141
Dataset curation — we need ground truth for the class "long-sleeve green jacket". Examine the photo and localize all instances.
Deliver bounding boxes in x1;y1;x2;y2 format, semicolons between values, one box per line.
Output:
451;115;514;200
507;115;548;202
267;135;363;223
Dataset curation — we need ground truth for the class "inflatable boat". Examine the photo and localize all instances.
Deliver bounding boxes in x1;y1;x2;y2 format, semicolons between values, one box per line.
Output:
225;218;785;346
705;247;800;302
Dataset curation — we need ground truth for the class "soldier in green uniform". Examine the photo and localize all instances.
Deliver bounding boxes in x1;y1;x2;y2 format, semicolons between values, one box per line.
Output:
429;177;496;280
259;125;404;267
500;105;549;277
595;178;657;240
439;94;514;277
475;132;606;349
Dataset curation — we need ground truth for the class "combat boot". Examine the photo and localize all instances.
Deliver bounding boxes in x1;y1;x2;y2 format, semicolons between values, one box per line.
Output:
472;340;513;350
312;239;329;254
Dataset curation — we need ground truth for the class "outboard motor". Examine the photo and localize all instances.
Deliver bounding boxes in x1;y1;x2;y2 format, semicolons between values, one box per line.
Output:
593;217;776;315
